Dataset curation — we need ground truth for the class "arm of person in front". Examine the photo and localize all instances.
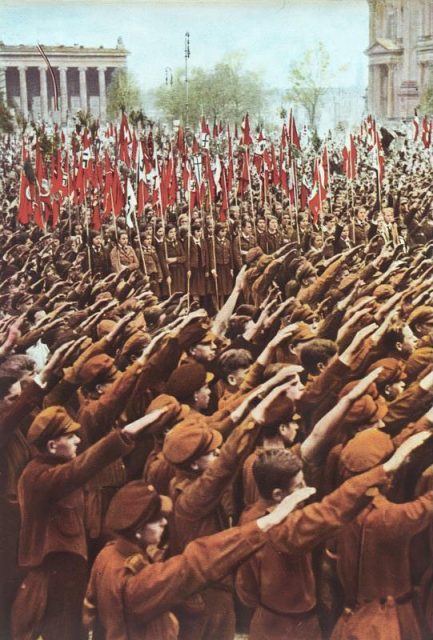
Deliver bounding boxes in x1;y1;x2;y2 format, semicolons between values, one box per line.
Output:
36;409;168;503
266;431;431;555
301;367;384;465
175;382;294;519
122;487;315;624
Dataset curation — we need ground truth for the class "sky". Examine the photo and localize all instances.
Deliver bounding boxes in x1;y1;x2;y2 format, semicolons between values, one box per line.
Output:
1;0;369;94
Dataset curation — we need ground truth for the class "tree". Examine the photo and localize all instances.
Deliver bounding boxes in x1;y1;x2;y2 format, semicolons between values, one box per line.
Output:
154;51;268;127
284;42;332;129
420;86;433;115
0;100;14;133
107;69;143;120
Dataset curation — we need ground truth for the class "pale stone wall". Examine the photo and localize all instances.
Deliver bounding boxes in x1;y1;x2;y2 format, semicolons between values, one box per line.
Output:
366;0;433;119
0;42;128;123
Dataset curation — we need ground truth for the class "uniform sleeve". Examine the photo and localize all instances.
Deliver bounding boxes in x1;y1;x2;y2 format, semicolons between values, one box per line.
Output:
125;520;265;624
266;466;389;555
110;247;120;273
33;430;133;504
175;418;262;520
297;256;344;306
79;361;142;442
384;382;433;435
374;491;433;537
235;551;261;609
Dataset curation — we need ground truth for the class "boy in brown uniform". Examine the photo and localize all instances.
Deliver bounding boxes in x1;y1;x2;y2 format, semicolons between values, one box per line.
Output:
235;431;430;640
11;405;165;640
83;479;312;640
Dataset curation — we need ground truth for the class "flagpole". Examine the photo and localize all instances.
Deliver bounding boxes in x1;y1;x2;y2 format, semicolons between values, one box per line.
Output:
110;188;119;242
293;158;301;245
84;188;93;276
245;149;257;240
208;184;220;310
133;208;147;277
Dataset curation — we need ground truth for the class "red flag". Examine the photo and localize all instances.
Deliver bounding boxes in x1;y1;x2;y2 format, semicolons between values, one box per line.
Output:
18;144;33;225
288;110;301;150
422;115;431;148
241;113;253;145
342;134;357;180
119;113;131;166
237;149;250;196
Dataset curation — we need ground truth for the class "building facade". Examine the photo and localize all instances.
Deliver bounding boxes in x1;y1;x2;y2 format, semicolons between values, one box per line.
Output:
0;40;128;124
366;0;433;120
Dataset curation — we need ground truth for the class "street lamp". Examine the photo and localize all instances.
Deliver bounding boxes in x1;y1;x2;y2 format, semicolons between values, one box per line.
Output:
165;67;173;86
185;32;190;127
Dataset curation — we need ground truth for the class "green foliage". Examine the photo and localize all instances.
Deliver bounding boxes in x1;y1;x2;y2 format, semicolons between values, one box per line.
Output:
107;69;143;120
30;122;61;161
0;100;14;133
310;129;322;153
129;109;153;129
154;52;268;127
284;42;332;128
420;86;433;115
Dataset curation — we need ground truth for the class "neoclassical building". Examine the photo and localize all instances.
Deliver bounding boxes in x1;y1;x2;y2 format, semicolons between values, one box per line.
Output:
0;39;128;124
366;0;433;119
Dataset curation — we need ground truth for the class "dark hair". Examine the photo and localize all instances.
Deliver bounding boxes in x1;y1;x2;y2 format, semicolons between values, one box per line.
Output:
0;374;20;399
218;349;253;380
300;339;337;375
253;448;302;500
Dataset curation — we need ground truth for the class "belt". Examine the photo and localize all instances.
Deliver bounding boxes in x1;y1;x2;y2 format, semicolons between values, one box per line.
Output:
259;602;317;619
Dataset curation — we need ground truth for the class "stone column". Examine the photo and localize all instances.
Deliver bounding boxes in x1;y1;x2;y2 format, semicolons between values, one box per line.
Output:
0;66;6;103
59;66;68;123
39;66;49;121
98;67;107;121
386;64;395;119
79;67;88;111
368;65;375;114
18;66;28;118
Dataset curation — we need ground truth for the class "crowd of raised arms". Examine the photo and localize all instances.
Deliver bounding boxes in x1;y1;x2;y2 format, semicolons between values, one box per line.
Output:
0;112;432;640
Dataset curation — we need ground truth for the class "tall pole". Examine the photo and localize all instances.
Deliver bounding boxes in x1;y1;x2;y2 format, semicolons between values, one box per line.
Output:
185;32;190;128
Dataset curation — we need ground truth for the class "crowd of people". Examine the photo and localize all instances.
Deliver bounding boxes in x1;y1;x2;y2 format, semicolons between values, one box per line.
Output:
0;118;433;640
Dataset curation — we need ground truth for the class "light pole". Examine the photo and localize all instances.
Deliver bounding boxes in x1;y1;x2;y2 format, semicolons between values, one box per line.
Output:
165;67;173;86
185;32;190;127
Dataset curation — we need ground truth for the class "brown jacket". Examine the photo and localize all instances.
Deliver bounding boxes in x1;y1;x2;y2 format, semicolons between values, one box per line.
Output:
236;466;388;617
110;245;140;273
332;490;433;640
18;430;132;568
84;521;265;640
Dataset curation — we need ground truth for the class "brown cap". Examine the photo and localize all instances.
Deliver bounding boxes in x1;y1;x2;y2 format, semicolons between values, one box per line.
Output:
104;481;172;533
120;332;151;357
338;383;388;426
79;354;118;387
27;406;80;446
289;304;316;323
406;347;433;381
165;364;214;401
339;428;394;473
367;358;407;387
408;306;433;328
245;246;264;266
96;319;117;338
289;322;316;345
163;423;223;465
144;394;190;435
373;284;395;301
